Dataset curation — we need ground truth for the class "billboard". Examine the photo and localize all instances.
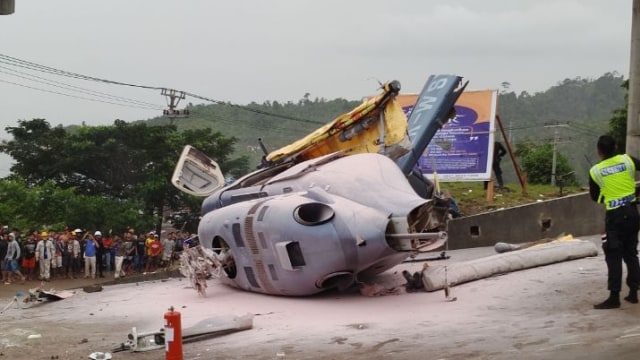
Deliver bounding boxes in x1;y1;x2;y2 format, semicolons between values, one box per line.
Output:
397;90;498;182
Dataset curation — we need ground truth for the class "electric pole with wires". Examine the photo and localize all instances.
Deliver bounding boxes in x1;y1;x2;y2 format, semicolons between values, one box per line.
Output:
543;121;570;186
161;88;190;125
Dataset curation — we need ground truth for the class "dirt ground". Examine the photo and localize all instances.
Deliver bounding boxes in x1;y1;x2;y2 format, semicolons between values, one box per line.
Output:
0;272;124;298
0;270;178;360
1;235;639;360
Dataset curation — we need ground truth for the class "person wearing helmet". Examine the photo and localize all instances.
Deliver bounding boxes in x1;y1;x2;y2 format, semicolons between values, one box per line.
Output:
83;232;99;279
93;231;105;278
35;231;55;281
67;231;81;278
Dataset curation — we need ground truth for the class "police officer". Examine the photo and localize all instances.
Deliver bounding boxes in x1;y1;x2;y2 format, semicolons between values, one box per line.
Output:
589;135;640;309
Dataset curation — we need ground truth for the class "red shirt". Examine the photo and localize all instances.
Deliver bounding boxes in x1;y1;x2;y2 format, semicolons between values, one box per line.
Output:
149;240;162;257
102;237;113;249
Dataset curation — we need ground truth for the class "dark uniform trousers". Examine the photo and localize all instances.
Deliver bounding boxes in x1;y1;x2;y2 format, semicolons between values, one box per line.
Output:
604;203;640;292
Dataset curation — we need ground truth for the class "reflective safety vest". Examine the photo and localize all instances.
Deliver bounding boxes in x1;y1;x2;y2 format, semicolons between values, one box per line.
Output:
589;154;636;210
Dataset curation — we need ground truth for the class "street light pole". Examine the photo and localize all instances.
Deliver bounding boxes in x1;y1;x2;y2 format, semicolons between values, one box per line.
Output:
628;0;640;158
552;127;558;186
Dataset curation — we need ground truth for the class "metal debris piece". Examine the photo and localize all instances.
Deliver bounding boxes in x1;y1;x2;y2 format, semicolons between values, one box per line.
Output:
358;282;402;297
83;284;103;293
180;244;229;296
113;314;254;353
1;287;76;313
88;352;112;360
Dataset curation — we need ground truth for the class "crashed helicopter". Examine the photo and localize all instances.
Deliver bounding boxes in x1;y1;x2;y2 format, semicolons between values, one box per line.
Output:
172;74;467;296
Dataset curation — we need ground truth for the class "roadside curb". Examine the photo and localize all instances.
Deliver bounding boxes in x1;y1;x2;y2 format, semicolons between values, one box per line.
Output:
66;269;185;291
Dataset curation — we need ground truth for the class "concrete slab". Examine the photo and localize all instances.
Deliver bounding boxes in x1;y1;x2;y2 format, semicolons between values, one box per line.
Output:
1;234;638;360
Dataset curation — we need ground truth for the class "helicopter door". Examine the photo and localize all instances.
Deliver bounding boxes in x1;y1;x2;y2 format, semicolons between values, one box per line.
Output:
171;145;225;197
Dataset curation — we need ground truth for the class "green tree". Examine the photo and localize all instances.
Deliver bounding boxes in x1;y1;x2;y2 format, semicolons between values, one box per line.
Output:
0;179;154;232
0;119;68;186
515;141;577;185
0;119;249;232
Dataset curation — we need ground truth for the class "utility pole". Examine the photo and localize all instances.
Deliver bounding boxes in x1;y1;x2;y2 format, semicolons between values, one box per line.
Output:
628;0;640;158
161;89;189;125
552;127;559;186
544;121;569;186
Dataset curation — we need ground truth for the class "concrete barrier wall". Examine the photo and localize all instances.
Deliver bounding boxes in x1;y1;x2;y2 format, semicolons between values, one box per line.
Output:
446;192;605;250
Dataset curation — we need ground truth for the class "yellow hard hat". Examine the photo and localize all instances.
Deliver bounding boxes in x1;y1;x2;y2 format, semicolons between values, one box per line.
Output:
41;231;48;237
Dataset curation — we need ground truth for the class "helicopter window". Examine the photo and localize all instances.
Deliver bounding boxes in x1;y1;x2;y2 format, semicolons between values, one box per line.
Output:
244;266;260;288
286;242;306;267
232;223;245;247
258;232;268;249
257;206;269;221
268;264;278;280
282;186;293;193
229;191;268;204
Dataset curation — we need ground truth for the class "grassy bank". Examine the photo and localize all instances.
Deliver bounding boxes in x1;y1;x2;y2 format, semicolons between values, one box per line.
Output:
442;182;586;217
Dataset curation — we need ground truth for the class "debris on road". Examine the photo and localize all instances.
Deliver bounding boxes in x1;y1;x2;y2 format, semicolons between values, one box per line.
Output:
113;313;254;353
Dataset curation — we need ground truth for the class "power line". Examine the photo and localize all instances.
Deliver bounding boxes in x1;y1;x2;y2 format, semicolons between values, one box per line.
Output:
507;122;603;137
0;78;162;110
215;116;311;137
0;66;163;109
0;53;324;125
184;92;325;125
0;53;162;90
566;122;602;137
508;124;546;131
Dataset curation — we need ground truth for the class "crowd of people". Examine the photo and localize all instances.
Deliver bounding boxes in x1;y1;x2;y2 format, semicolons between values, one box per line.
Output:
0;226;193;284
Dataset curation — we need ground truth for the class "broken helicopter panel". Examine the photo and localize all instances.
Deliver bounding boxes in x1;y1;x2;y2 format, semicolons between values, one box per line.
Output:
172;74;467;296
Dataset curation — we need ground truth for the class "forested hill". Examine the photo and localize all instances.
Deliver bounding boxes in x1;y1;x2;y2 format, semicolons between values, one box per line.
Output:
144;72;626;184
144;96;364;169
498;72;625;184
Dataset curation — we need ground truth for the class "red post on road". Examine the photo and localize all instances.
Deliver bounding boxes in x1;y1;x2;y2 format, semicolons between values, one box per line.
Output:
164;306;183;360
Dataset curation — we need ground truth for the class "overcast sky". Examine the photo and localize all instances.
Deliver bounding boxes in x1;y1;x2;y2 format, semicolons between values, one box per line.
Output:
0;0;633;172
